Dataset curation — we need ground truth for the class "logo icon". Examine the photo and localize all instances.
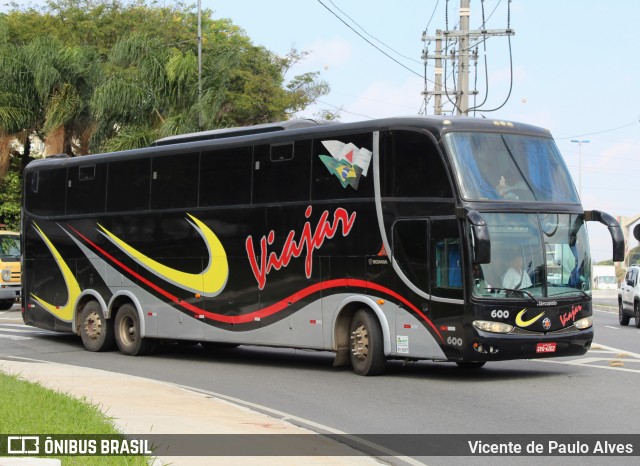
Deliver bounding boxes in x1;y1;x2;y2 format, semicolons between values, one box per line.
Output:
515;308;545;328
318;140;372;190
542;317;551;330
8;436;40;454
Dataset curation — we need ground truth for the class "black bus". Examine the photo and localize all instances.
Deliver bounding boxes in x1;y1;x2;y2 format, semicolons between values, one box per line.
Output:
21;116;624;375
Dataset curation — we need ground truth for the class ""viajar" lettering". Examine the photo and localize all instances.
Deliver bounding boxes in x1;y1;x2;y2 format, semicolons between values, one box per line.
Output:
245;206;356;289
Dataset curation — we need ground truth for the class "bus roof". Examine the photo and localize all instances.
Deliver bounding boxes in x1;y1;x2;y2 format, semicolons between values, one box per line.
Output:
25;116;551;171
151;119;338;147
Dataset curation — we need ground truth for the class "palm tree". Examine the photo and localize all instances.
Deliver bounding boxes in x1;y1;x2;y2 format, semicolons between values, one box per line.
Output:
0;33;101;179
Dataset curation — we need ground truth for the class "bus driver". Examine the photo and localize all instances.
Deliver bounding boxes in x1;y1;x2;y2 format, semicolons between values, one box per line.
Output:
502;248;532;290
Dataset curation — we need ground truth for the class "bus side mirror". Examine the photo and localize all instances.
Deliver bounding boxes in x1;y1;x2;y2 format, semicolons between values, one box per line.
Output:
584;210;624;262
466;210;491;264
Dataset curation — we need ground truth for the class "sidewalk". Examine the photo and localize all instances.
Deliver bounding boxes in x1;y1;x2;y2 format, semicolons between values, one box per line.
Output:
0;358;384;466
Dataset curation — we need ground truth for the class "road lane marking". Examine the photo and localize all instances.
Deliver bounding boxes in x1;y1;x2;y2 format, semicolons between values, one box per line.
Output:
0;334;32;341
533;342;640;374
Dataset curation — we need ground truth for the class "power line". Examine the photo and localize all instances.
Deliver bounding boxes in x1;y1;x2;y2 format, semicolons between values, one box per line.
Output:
316;0;423;78
557;119;640;140
326;0;421;65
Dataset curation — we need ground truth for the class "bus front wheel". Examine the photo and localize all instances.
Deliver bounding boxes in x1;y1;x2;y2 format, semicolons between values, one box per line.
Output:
79;300;115;352
114;304;153;356
349;309;386;376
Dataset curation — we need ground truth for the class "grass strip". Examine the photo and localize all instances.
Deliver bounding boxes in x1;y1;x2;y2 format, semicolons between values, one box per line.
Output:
0;372;152;465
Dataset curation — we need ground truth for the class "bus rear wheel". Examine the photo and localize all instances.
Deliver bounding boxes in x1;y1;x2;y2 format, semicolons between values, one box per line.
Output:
114;304;153;356
349;309;386;376
79;300;115;352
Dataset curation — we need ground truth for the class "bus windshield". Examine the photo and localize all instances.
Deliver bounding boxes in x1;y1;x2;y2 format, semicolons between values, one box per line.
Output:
472;213;591;299
445;132;580;203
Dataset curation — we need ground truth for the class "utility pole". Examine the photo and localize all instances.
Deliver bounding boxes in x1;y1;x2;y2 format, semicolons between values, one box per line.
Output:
422;0;515;115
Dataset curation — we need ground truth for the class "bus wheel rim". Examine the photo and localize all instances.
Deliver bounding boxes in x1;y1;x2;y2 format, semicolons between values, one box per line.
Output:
351;324;369;361
84;311;102;341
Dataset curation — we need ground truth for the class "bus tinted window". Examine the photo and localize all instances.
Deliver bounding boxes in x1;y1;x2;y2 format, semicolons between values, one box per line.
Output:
25;168;66;216
200;146;252;207
151;152;199;210
67;164;107;215
393;220;429;292
445;132;579;203
431;218;463;299
107;158;151;212
253;140;311;204
312;133;374;200
384;130;452;198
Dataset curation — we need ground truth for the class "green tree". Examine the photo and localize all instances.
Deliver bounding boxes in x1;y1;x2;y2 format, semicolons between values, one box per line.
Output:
1;0;329;156
0;165;21;230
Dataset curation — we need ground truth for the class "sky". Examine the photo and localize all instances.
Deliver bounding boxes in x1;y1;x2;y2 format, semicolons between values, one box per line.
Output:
2;1;636;262
205;0;638;262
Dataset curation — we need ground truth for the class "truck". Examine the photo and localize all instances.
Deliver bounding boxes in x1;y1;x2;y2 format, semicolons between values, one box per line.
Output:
592;265;617;290
0;227;21;310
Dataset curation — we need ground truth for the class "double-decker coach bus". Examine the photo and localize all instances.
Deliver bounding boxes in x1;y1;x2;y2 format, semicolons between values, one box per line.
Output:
21;117;624;375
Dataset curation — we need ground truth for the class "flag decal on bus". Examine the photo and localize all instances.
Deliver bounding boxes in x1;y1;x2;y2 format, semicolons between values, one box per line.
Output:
319;140;372;190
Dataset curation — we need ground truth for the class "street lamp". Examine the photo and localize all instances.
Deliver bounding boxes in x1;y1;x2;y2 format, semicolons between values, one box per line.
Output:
570;139;590;198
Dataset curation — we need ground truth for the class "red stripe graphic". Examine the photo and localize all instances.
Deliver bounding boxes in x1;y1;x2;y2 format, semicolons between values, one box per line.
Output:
70;226;443;342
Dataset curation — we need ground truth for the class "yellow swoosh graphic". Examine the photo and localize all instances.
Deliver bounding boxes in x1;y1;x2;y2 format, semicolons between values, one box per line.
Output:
98;214;228;297
31;223;81;322
515;308;545;328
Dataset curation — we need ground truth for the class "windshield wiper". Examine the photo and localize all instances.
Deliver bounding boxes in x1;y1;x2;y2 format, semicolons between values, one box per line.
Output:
548;288;589;299
487;287;538;303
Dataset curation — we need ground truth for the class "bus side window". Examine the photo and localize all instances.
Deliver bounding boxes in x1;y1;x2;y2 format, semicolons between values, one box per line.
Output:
392;219;429;293
25;168;66;216
151;152;199;210
311;133;374;200
107;158;151;212
253;140;311;204
430;218;463;299
383;130;453;198
199;146;252;207
67;164;107;215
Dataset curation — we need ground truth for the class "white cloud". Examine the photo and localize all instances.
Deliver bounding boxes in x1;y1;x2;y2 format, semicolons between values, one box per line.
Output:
300;38;353;70
341;77;425;121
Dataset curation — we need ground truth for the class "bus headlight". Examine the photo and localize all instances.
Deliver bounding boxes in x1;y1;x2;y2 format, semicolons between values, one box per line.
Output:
575;316;593;330
473;320;514;334
1;268;10;282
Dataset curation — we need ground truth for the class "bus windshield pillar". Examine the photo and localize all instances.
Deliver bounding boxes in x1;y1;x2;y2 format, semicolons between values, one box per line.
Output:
463;209;491;264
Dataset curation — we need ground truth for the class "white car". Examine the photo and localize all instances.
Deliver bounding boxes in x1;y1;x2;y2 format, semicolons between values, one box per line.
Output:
618;265;640;328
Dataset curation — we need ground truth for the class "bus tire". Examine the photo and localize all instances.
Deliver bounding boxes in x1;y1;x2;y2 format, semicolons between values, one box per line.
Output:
349;309;386;376
114;303;153;356
79;300;115;352
635;302;640;329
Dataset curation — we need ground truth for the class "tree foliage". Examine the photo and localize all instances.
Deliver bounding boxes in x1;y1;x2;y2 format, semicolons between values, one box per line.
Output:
0;166;21;230
0;0;329;180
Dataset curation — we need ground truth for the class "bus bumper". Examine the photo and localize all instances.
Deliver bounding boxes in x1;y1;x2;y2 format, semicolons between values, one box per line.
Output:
464;327;594;361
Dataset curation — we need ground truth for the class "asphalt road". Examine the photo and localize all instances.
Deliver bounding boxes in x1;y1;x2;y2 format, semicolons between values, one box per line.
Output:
1;294;638;466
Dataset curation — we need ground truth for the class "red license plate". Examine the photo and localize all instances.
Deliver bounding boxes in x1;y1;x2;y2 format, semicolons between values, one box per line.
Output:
536;342;557;353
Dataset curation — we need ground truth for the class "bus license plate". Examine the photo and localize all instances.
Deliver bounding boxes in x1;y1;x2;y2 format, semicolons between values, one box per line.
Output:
536;342;557;353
